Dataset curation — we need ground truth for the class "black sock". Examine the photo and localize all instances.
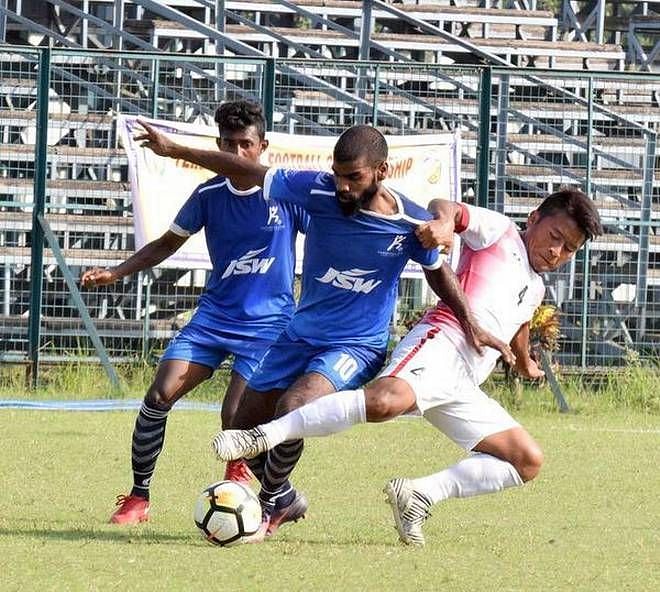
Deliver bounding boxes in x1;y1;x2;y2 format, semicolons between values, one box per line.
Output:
259;439;304;511
129;401;170;500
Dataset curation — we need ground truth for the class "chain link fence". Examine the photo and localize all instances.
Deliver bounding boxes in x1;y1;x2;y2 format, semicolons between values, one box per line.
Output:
484;68;659;366
0;47;41;362
0;48;657;379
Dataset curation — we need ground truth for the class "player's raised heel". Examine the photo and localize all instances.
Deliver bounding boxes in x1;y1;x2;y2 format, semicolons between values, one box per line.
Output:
384;478;432;547
109;494;150;525
211;427;272;461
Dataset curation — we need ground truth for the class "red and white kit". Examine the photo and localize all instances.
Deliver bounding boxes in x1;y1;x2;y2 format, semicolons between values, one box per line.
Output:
382;204;546;450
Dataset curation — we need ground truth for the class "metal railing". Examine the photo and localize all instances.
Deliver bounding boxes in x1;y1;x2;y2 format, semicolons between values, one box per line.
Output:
0;47;657;384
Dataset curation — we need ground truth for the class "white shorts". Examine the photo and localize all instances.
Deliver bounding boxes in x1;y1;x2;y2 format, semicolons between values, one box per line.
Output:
380;322;520;451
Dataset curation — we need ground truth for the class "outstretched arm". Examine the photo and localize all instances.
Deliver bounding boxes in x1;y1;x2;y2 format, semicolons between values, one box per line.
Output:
509;322;545;379
81;230;187;287
135;120;269;187
424;263;515;365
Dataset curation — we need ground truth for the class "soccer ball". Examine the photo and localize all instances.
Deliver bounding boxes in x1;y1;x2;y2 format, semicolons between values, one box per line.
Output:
193;480;262;547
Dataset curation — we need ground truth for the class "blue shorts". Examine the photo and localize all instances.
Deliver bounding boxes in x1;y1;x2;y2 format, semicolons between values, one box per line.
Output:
247;331;387;392
160;321;275;381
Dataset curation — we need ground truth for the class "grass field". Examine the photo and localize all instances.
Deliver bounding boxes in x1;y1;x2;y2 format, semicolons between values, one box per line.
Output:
1;403;658;591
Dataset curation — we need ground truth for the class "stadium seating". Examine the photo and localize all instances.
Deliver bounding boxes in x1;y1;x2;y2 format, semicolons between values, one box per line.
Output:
0;0;657;365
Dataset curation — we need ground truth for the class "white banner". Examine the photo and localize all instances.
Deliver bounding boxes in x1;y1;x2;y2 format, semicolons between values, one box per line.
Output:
118;116;461;276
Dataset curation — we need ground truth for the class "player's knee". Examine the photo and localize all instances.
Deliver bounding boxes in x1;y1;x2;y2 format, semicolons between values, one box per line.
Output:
231;396;261;429
364;380;413;422
517;443;544;482
145;386;174;411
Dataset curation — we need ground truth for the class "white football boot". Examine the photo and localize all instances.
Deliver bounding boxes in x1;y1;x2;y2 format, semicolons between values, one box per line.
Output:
211;427;272;461
384;478;432;547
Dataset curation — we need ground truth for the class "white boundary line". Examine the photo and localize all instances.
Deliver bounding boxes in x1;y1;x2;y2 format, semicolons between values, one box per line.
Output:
548;425;660;435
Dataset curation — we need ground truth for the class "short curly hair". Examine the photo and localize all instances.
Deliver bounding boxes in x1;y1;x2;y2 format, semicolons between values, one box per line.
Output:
214;100;266;139
537;187;603;241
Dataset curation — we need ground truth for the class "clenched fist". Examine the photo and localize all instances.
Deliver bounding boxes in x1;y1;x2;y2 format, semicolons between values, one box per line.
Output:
415;218;454;253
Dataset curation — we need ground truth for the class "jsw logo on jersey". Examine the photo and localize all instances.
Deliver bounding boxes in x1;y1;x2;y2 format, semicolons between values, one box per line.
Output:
316;267;383;294
221;247;275;279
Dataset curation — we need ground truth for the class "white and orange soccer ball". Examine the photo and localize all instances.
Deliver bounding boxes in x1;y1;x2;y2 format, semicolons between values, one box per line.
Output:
193;480;262;547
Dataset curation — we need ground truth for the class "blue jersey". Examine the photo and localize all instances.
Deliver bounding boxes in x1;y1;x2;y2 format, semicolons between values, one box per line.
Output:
263;168;442;349
171;175;308;341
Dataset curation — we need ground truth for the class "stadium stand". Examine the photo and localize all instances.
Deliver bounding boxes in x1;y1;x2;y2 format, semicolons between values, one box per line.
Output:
0;0;657;368
561;1;660;68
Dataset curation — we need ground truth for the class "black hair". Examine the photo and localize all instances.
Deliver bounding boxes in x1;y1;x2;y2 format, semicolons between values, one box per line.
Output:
333;125;388;165
214;100;266;139
536;187;604;241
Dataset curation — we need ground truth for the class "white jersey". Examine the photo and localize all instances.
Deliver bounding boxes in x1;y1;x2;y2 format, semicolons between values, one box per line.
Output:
423;205;545;384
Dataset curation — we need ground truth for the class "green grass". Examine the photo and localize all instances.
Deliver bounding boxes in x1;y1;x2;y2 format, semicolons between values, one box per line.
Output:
0;361;230;401
0;408;658;591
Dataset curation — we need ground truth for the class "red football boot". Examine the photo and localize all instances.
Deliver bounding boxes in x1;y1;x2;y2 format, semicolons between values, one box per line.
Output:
109;494;150;525
223;459;254;484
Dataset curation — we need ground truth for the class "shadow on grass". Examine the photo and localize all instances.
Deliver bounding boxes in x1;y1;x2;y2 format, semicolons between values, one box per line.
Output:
0;525;195;545
1;526;401;549
267;533;401;548
1;517;407;549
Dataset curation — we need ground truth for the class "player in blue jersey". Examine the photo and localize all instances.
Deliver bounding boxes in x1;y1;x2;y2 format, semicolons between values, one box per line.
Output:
136;121;513;540
213;189;603;547
81;101;308;525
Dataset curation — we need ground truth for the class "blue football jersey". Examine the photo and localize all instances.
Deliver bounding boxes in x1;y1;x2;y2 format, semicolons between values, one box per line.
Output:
171;175;308;340
263;168;442;349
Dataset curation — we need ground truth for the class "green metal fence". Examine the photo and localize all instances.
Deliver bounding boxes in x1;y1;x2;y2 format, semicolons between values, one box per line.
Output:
0;47;657;383
484;67;659;367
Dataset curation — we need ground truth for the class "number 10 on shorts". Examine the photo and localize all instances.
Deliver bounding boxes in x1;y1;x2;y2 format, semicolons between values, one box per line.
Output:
333;353;358;381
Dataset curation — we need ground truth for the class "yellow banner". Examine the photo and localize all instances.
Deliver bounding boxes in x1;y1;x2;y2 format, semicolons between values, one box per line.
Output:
118;116;460;274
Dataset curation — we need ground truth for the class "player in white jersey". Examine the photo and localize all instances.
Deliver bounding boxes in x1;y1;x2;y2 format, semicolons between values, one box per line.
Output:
211;188;604;546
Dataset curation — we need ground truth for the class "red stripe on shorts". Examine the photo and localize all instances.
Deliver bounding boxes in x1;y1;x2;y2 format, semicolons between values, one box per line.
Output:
387;327;440;377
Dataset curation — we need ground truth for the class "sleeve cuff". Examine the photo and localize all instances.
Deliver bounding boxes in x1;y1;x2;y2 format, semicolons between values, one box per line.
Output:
421;253;447;270
169;223;192;237
455;203;469;233
263;168;277;201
